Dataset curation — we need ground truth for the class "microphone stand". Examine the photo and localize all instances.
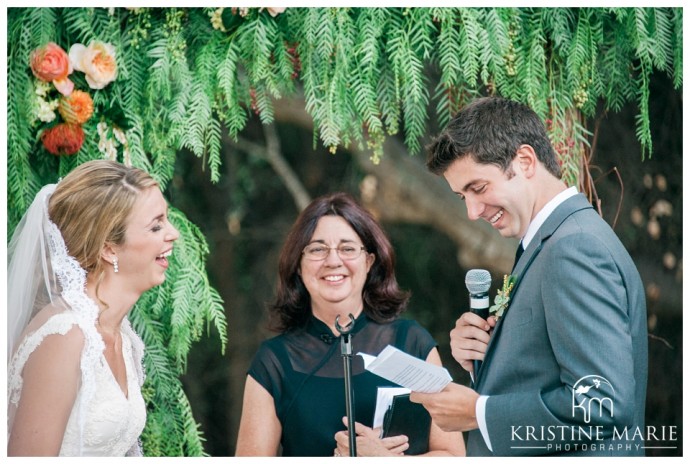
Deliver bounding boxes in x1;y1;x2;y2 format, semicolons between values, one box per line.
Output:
335;313;357;457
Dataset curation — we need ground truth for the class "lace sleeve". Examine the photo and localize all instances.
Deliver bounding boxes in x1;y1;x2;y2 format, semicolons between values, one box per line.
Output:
8;312;82;408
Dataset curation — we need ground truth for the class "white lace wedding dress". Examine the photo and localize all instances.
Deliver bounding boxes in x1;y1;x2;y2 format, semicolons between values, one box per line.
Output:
8;308;147;456
7;200;147;456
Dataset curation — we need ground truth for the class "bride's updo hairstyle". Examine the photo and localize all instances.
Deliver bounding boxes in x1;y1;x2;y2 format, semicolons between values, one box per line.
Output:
48;160;158;293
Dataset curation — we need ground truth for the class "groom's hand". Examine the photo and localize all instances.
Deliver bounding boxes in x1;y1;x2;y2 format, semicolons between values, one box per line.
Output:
410;383;480;432
450;312;496;374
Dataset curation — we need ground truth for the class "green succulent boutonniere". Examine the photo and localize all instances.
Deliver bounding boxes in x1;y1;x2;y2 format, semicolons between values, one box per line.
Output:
489;274;517;321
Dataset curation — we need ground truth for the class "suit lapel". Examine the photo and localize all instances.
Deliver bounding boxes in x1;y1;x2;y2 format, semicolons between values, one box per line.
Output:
474;194;593;388
474;242;542;384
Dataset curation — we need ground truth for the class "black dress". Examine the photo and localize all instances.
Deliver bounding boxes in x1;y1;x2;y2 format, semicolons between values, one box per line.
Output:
248;312;437;456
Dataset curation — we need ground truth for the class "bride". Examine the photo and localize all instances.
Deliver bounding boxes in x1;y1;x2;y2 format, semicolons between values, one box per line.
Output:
7;160;180;456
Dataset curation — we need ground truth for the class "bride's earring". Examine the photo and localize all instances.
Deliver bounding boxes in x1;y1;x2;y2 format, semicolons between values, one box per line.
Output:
113;257;119;273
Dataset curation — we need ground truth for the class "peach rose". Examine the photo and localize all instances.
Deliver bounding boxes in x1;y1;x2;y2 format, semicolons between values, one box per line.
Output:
30;42;74;96
69;41;117;89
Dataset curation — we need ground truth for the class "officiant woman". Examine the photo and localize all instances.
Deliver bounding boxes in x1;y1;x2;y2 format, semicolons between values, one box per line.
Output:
235;192;464;457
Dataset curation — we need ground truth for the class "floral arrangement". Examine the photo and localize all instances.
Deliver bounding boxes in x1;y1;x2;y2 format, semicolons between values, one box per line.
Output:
488;274;517;321
30;40;127;160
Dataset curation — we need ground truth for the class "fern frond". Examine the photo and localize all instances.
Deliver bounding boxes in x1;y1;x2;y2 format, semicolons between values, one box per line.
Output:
634;62;653;159
671;8;683;89
28;7;58;48
524;16;548;119
649;8;674;71
436;8;461;88
458;9;482;86
478;8;510;89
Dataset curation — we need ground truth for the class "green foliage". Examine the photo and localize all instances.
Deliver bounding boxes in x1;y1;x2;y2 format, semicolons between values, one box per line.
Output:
7;7;228;456
6;6;683;455
131;207;226;456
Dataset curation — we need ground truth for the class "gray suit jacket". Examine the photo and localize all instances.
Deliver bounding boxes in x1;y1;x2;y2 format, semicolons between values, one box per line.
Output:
467;194;648;456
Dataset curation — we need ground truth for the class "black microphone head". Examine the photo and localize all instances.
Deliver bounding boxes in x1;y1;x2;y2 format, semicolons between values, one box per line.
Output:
465;269;491;294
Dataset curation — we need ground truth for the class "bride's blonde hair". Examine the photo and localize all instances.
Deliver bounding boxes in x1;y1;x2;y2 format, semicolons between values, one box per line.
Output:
48;160;158;302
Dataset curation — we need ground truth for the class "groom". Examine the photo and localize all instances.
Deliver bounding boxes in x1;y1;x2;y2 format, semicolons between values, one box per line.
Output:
410;97;647;456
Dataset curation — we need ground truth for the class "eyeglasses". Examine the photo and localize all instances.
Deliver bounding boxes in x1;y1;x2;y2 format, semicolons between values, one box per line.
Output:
302;244;367;261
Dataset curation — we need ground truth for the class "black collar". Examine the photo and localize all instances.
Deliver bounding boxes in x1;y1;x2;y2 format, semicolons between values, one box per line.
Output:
306;312;369;344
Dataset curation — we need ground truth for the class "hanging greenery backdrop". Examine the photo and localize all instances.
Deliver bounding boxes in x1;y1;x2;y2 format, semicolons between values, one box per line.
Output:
6;6;682;456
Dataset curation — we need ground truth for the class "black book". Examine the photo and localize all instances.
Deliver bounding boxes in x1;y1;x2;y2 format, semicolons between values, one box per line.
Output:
381;393;431;455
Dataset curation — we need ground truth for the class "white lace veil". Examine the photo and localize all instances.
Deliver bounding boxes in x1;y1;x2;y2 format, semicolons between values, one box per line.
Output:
7;184;60;361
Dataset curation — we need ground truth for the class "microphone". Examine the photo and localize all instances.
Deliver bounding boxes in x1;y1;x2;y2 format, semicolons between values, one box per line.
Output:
465;269;491;379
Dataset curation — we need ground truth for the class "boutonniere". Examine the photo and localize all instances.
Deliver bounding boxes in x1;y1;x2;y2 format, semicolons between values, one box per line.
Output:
489;274;517;321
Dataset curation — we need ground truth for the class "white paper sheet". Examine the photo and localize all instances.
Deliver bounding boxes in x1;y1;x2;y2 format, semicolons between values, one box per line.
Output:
358;345;452;393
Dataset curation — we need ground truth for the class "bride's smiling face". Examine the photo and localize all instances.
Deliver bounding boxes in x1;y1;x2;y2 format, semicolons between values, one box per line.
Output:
114;187;180;293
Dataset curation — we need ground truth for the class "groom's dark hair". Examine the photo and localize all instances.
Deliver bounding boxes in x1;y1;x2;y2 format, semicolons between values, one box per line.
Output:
426;96;561;178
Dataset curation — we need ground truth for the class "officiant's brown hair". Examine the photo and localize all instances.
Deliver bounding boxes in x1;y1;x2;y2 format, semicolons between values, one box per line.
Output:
270;192;410;332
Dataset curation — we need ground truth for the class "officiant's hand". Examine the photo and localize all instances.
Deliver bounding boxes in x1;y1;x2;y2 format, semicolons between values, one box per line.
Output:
410;383;479;432
334;417;409;456
449;312;497;374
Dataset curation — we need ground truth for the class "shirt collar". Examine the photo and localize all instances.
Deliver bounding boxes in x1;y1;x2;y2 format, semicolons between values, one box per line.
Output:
521;186;578;249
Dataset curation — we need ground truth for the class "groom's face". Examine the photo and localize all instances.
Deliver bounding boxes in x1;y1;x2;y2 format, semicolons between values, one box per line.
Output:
443;156;533;239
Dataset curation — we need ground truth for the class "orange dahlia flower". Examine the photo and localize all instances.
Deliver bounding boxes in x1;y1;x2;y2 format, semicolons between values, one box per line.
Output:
41;123;85;156
58;90;94;124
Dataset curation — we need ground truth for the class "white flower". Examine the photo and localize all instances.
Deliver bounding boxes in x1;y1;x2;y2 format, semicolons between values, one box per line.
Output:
69;41;117;89
36;99;58;123
104;139;117;160
35;80;52;97
97;121;108;138
264;7;286;17
112;126;127;145
210;8;226;31
123;146;132;167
